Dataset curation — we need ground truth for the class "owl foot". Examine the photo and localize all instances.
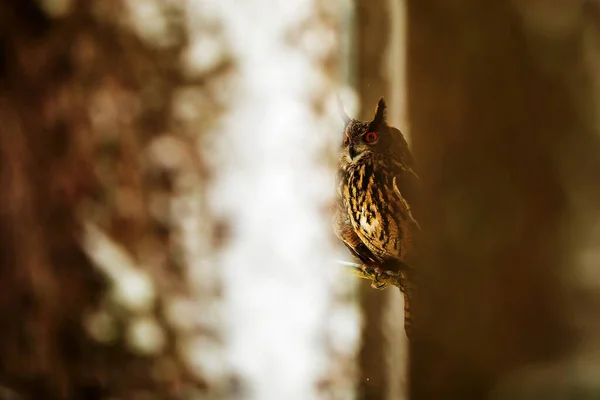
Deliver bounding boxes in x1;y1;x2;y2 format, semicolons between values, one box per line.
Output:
369;266;399;290
371;277;389;289
347;262;402;290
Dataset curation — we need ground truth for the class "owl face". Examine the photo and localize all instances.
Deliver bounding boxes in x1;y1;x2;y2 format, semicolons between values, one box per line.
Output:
341;98;388;163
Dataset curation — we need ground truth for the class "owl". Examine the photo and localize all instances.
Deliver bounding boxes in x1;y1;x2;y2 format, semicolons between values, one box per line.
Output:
333;97;420;338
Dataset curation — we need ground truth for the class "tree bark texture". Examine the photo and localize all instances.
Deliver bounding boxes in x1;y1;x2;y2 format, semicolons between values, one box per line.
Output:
407;1;600;399
353;0;409;398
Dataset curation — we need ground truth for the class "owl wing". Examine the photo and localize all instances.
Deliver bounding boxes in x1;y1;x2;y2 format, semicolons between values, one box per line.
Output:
333;168;379;265
343;166;414;269
391;162;421;231
388;127;421;222
387;155;422;271
356;152;420;268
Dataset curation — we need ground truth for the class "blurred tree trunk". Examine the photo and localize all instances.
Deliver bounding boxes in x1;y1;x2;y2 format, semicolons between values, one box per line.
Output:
0;1;180;398
407;0;600;399
0;1;355;399
354;0;409;398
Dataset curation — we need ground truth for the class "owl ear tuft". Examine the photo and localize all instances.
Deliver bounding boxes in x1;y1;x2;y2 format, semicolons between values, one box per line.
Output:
372;97;387;126
337;95;351;125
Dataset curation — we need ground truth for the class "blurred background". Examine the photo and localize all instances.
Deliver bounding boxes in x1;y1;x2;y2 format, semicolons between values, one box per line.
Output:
1;0;600;399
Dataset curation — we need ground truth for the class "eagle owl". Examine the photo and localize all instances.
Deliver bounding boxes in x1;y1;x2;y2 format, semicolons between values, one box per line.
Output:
333;97;420;338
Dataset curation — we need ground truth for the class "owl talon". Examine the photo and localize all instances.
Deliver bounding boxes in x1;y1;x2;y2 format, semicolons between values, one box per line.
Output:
370;267;390;289
371;279;388;289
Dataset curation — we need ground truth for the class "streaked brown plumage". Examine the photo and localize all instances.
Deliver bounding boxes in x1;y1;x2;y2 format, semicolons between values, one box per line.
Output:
333;97;420;339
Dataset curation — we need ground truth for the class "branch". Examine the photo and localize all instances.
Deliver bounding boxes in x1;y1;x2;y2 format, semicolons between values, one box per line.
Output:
336;260;403;290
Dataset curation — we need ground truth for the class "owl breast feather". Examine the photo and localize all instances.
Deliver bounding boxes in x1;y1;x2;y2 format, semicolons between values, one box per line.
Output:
343;158;408;263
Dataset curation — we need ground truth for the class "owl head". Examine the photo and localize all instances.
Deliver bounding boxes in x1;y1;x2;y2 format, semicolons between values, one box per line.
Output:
339;97;409;164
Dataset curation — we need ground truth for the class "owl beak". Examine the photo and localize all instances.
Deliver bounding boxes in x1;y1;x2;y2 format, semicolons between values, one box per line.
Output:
348;146;357;160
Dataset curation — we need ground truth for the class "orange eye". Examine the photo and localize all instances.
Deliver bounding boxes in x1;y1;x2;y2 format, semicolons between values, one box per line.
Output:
365;132;378;143
343;135;349;144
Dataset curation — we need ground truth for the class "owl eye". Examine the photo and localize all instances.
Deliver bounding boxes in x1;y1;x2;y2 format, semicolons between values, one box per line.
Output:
343;135;349;144
365;132;379;143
